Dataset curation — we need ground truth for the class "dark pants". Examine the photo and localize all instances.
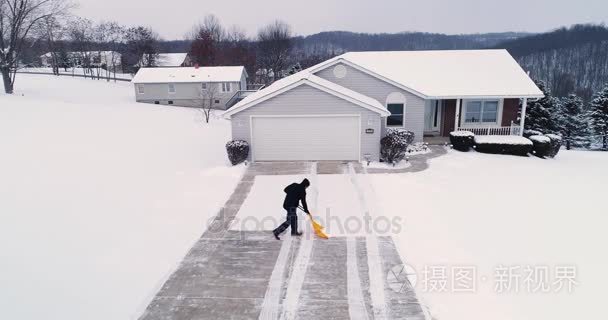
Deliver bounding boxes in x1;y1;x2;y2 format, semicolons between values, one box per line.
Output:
273;207;298;235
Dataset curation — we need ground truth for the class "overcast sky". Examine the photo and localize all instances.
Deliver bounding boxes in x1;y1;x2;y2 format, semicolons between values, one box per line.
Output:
75;0;607;40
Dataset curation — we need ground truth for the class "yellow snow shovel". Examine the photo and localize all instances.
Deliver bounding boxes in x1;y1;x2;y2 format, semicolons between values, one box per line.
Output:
299;206;329;239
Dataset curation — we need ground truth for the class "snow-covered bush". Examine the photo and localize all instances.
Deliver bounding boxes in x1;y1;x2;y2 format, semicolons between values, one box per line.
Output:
380;129;415;163
523;129;543;138
545;134;562;158
226;140;249;165
529;135;551;158
449;131;474;151
474;135;533;156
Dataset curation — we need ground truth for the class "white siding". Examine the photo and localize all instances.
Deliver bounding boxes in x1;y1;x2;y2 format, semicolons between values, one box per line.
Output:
231;84;382;161
314;63;426;142
134;81;241;109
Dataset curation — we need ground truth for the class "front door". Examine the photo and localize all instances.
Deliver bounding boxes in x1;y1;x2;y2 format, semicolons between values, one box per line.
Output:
424;100;442;133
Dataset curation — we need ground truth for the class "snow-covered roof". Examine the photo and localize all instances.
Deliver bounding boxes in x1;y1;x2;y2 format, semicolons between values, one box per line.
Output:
143;53;189;67
131;66;245;84
308;49;544;99
223;72;390;118
155;53;188;67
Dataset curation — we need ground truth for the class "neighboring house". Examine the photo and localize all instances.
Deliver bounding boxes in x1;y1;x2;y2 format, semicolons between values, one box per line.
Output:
223;49;544;162
40;51;123;73
139;53;193;67
131;66;249;109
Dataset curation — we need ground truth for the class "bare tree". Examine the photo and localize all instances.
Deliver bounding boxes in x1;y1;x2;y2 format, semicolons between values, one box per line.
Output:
188;14;224;66
0;0;72;93
68;17;94;78
95;21;124;81
124;26;159;72
199;82;218;123
39;14;66;75
256;20;292;84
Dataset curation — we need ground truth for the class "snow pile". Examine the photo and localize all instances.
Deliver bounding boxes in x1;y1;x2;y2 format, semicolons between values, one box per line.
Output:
0;74;244;320
529;135;551;143
474;135;533;145
450;130;474;137
406;142;431;155
366;160;411;169
371;150;608;320
545;133;563;141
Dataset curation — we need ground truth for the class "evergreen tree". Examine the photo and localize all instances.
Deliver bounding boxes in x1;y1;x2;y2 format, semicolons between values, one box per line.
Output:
524;80;560;133
557;94;590;150
588;85;608;149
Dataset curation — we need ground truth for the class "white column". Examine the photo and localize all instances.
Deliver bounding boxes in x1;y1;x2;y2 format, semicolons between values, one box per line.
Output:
454;99;461;132
519;98;527;136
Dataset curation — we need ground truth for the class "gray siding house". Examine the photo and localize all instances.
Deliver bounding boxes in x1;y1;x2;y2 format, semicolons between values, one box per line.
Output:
131;66;248;109
223;50;544;162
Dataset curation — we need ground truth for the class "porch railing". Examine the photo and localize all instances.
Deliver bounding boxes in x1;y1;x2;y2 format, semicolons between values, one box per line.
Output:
458;123;521;136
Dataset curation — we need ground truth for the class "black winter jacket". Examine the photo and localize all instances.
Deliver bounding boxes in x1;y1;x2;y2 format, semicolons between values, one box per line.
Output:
282;183;308;213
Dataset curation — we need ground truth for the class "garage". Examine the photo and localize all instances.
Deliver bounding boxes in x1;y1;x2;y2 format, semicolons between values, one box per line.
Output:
223;73;390;162
251;115;360;161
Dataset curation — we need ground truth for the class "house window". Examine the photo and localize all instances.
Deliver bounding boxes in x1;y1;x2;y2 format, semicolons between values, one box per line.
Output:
154;101;159;104
168;83;176;94
220;82;231;93
201;82;207;90
137;84;145;94
464;100;499;124
168;101;173;105
387;103;404;127
215;99;220;104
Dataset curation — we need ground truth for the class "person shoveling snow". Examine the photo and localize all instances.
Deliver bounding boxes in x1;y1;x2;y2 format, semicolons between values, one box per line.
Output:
272;178;328;240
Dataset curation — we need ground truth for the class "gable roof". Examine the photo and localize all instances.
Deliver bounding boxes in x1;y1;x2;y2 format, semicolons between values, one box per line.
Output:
152;53;188;67
222;72;390;118
307;49;544;99
131;66;245;84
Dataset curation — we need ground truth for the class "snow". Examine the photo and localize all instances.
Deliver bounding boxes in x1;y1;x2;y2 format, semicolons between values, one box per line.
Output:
150;53;188;67
0;74;244;320
224;72;389;118
474;135;533;145
450;130;474;137
529;135;551;143
310;50;544;99
365;160;411;169
370;150;608;320
131;66;245;83
19;67;132;80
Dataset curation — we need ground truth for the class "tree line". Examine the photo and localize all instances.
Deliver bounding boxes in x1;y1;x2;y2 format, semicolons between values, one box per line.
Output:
524;80;608;150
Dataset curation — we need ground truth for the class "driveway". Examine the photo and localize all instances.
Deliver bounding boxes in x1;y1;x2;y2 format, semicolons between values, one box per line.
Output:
139;159;436;320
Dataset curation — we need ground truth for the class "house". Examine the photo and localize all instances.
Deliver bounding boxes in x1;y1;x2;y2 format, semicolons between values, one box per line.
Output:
40;51;123;73
131;66;249;109
139;53;193;67
222;49;544;162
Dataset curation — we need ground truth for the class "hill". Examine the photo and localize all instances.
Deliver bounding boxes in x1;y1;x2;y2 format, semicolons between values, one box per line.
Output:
495;24;608;99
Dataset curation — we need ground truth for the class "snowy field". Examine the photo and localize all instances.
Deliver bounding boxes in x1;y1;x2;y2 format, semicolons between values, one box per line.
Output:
372;150;608;320
0;75;243;320
19;67;133;80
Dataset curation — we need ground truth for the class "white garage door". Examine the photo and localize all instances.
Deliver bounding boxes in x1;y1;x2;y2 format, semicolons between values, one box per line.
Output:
251;115;360;161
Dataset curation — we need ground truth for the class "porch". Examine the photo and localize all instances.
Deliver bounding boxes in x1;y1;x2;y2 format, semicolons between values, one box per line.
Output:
423;98;528;138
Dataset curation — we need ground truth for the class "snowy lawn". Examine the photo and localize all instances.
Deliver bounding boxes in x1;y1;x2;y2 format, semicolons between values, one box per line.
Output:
0;75;243;320
371;150;607;320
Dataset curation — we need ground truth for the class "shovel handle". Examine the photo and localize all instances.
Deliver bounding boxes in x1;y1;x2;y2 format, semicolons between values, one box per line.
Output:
297;206;311;215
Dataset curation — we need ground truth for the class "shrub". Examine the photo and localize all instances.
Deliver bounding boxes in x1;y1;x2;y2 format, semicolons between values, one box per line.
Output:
529;135;551;158
226;140;249;165
380;129;415;163
545;134;562;158
449;131;475;151
523;129;543;138
474;136;533;156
